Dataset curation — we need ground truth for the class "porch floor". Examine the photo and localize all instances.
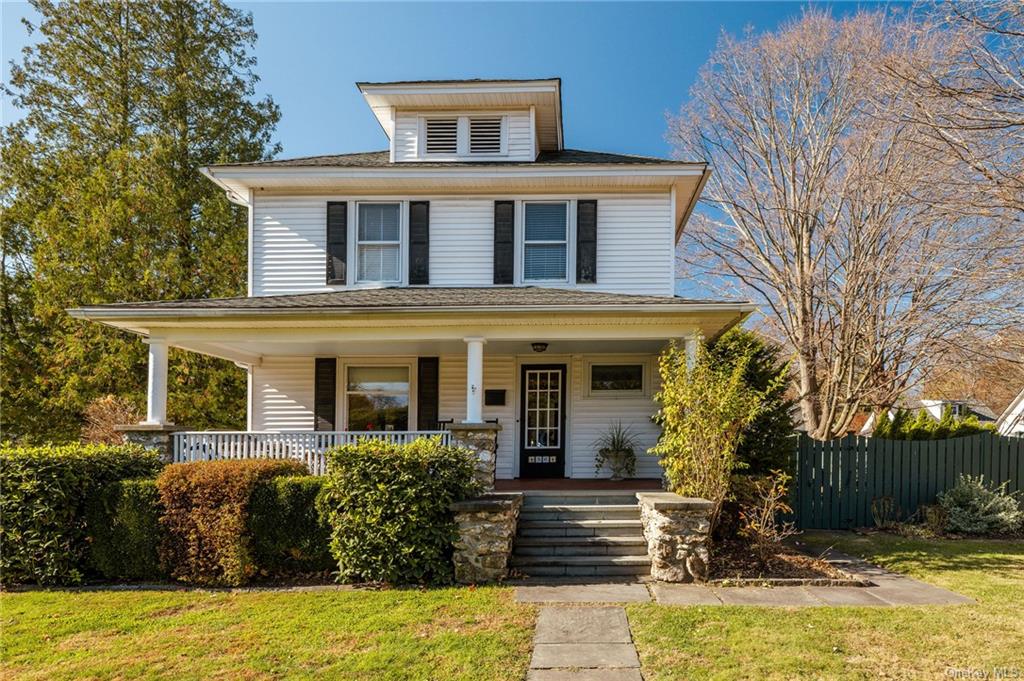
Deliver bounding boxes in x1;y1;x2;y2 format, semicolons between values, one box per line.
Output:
494;478;663;491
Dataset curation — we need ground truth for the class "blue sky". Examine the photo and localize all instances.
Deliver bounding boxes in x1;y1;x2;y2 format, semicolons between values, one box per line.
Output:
2;1;895;160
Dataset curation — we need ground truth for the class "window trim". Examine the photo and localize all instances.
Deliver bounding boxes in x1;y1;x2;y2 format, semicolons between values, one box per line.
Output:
354;201;404;285
340;359;417;431
521;200;571;284
584;358;650;398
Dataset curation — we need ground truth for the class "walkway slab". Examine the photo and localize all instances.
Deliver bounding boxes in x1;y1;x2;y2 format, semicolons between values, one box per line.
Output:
527;669;643;681
650;583;723;605
714;586;822;607
531;643;640;669
534;607;631;643
867;580;974;606
804;586;890;606
515;582;651;603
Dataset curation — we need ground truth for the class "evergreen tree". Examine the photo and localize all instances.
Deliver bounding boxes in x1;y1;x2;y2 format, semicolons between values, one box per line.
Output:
872;410;893;439
1;0;279;442
707;327;794;474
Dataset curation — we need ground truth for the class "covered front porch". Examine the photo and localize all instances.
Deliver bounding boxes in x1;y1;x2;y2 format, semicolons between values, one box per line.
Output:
70;288;751;484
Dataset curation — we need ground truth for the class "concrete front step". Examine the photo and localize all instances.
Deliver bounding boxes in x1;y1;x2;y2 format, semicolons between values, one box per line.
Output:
518;520;645;538
514;536;648;557
513;554;652;577
522;492;639;507
520;506;641;522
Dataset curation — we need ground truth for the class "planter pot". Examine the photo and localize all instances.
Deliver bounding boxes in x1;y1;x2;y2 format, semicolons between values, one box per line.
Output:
599;448;635;481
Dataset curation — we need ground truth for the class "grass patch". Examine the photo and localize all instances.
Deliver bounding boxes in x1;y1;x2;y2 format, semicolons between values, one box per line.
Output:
1;586;534;680
628;532;1024;680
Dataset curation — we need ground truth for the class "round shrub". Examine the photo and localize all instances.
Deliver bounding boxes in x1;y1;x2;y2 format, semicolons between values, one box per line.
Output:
318;437;480;584
86;478;165;581
0;443;162;585
156;458;308;586
938;474;1024;535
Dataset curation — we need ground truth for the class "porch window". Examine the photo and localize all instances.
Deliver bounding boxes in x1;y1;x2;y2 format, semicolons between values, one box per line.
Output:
345;366;409;431
523;202;568;281
357;203;401;283
590;364;644;394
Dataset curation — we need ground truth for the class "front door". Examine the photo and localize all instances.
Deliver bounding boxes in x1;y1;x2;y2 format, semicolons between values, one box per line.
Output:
520;364;567;478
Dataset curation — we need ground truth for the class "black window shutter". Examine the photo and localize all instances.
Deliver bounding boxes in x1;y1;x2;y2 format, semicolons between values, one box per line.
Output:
576;200;598;283
416;357;440;430
493;200;515;285
326;202;347;285
314;358;337;431
409;201;430;285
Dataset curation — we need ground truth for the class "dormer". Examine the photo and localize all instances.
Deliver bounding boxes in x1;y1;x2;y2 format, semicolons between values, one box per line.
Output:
357;78;563;163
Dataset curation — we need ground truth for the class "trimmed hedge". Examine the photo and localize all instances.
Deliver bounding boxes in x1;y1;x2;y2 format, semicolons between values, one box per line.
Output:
156;458;308;586
0;444;162;585
85;479;165;581
318;437;480;584
249;476;333;575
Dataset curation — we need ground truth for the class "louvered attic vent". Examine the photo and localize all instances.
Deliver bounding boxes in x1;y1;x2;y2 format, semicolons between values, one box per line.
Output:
470;116;503;154
425;118;458;154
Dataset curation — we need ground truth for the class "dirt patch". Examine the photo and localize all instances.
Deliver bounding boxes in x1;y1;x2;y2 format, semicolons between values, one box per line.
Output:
709;539;848;581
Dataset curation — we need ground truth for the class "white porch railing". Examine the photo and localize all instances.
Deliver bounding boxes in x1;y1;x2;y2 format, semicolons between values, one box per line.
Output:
171;430;452;476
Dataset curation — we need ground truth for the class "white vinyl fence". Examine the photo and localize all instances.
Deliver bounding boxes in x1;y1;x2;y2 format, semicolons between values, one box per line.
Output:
171;431;452;475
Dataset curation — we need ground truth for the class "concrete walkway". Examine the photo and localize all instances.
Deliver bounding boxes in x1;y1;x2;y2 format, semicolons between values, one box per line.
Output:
513;549;973;606
528;606;642;681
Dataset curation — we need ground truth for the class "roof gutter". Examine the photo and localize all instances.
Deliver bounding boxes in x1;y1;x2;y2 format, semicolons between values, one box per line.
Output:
68;301;757;321
199;167;250;207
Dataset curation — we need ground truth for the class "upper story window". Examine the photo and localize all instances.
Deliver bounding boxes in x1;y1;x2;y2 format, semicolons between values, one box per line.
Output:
357;203;401;283
421;114;506;158
523;202;568;281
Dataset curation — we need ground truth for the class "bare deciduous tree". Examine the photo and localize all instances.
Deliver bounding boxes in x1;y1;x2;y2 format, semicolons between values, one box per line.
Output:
670;9;1024;440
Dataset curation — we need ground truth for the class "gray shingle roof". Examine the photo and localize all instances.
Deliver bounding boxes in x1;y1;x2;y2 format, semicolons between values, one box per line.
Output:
213;149;694;169
74;287;745;313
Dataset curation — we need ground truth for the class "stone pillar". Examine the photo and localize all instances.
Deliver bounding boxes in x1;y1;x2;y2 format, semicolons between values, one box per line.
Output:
115;423;187;464
450;493;523;584
144;338;169;425
636;492;713;583
448;422;502;491
463;336;486;424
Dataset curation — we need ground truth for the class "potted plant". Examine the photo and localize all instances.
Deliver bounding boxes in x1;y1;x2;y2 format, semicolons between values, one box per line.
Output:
594;422;639;481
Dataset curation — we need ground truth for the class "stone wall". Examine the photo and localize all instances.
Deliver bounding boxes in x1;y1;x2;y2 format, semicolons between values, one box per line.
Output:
448;423;502;491
450;493;523;584
116;424;185;464
636;492;713;583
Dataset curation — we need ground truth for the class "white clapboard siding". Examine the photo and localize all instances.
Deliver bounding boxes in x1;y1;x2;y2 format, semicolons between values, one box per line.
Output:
429;200;494;286
251;193;674;296
393;110;534;162
438;354;517;479
252;196;333;296
588;196;674;296
251;357;315;431
567;355;664;479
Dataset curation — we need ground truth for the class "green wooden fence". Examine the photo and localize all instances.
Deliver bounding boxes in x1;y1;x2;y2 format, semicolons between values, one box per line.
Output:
794;433;1024;529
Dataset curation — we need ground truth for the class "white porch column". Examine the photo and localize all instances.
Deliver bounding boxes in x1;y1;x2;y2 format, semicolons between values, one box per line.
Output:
463;336;486;424
684;336;699;371
143;338;169;425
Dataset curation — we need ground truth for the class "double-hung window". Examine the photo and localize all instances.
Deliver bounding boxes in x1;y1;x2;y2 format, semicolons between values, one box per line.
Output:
523;202;568;282
345;366;410;431
357;203;401;283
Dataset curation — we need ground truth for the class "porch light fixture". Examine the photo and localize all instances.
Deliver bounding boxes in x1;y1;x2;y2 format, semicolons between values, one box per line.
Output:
531;342;548;353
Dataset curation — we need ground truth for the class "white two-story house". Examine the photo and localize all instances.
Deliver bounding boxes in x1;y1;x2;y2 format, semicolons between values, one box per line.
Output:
71;78;753;483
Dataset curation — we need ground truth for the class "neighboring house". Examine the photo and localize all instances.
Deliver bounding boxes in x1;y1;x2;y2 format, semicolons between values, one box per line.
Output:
70;77;753;482
859;398;997;436
996;388;1024;437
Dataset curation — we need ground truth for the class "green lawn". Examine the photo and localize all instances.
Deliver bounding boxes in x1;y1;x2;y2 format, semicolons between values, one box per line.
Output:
629;531;1024;680
1;586;535;680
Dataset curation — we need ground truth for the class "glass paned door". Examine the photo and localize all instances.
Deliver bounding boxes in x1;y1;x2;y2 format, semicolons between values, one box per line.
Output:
520;364;567;478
